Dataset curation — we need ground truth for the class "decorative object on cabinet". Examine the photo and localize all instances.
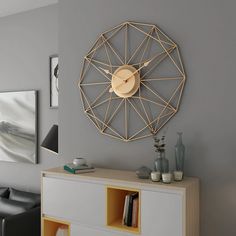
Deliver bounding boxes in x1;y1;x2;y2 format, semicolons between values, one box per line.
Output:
0;90;38;164
50;55;59;108
63;163;95;174
150;171;161;182
175;132;185;172
153;135;169;174
174;171;183;181
72;157;87;166
162;172;172;183
42;167;199;236
135;166;152;179
41;124;58;154
79;21;186;142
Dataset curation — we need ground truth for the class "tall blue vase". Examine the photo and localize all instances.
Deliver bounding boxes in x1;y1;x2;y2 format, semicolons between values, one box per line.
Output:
175;132;185;172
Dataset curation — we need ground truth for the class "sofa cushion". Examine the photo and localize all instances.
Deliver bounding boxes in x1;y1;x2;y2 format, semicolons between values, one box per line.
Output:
9;188;40;207
0;188;9;198
0;198;34;216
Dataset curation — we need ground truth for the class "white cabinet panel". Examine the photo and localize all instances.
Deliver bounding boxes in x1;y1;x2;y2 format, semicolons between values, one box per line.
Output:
42;177;105;227
71;224;120;236
141;190;183;236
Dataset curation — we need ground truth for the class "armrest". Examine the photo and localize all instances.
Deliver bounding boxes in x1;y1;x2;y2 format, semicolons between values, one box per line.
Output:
2;206;40;236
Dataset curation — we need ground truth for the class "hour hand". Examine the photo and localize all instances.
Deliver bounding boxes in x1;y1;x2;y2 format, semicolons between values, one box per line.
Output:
99;67;124;82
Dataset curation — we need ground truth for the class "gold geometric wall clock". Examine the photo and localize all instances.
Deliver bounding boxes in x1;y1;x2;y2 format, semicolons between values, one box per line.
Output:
79;21;186;142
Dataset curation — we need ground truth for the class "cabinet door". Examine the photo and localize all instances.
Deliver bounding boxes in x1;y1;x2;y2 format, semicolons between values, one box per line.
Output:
71;224;120;236
42;177;105;227
141;190;183;236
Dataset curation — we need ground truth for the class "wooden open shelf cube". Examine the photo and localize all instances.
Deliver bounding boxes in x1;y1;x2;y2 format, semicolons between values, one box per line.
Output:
106;186;140;234
42;217;70;236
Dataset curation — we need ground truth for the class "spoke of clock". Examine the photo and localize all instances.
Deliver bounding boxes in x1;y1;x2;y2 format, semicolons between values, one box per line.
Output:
155;107;178;132
79;88;86;111
138;88;153;130
102;34;124;65
138;27;154;67
124;98;128;140
141;47;175;80
102;92;112;130
132;96;173;111
80;89;101;130
141;82;176;111
86;59;111;81
127;27;154;65
102;21;126;35
86;85;110;111
176;79;186;110
128;22;176;47
88;24;125;56
154;112;176;133
86;97;120;112
127;98;154;133
80;40;99;83
124;23;128;64
87;36;103;57
87;112;124;140
85;58;116;69
128;21;156;28
142;76;183;82
157;79;185;119
129;133;153;142
176;46;186;75
155;26;176;47
102;36;113;73
101;99;124;133
129;110;175;141
81;81;111;86
103;132;124;141
155;28;185;77
128;115;159;141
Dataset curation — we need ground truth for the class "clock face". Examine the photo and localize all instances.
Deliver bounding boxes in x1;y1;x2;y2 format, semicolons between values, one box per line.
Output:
111;65;140;98
79;21;186;142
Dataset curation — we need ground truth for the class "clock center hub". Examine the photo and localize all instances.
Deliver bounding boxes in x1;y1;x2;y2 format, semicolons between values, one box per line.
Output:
111;65;140;98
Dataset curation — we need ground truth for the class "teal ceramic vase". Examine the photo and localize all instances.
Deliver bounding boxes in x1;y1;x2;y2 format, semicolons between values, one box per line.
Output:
175;132;185;172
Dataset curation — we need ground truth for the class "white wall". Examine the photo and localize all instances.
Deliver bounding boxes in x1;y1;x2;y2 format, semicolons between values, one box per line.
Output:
0;5;59;192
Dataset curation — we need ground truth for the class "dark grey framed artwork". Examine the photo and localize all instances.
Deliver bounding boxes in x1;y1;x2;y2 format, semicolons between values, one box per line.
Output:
0;90;38;164
50;55;58;108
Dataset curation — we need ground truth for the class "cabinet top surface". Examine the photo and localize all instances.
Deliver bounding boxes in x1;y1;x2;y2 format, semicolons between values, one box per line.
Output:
42;167;199;191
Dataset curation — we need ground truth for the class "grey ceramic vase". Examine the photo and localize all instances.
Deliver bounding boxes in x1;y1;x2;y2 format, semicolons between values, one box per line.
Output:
175;132;185;172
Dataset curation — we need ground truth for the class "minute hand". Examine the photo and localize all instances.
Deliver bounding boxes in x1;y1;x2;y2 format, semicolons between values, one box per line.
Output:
124;60;151;82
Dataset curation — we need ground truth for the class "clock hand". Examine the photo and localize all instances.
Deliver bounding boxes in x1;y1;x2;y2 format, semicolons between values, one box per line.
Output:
124;46;175;82
124;60;151;82
99;67;124;82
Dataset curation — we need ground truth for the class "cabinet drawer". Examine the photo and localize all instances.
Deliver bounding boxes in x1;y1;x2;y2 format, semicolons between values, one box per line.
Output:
141;190;183;236
42;177;105;227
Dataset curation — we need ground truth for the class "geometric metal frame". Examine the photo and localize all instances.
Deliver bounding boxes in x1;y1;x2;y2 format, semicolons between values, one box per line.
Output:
79;21;186;142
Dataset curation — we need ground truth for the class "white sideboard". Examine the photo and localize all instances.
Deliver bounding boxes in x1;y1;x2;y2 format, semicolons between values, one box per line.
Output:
41;167;199;236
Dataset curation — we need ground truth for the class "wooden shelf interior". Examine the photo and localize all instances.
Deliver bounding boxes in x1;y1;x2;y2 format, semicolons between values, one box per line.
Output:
43;217;70;236
106;186;140;234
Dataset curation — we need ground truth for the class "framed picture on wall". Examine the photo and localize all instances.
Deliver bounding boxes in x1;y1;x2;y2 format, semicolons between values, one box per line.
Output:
50;55;59;108
0;90;38;164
